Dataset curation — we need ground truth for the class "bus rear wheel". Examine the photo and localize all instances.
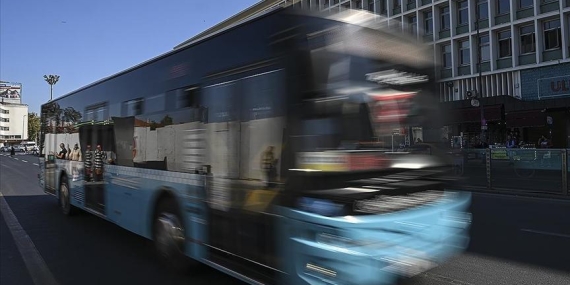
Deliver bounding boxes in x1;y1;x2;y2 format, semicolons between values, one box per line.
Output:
59;176;75;216
152;197;192;273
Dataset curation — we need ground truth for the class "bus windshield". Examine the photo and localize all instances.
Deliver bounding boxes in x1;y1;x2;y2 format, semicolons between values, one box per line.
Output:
298;50;439;152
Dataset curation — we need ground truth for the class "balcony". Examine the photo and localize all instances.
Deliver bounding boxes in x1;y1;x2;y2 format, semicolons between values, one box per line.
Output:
441;68;453;79
540;1;559;14
393;6;401;15
458;65;471;76
496;57;513;69
456;24;469;35
495;14;510;25
476;62;491;73
516;7;534;19
476;19;489;29
519;53;536;65
543;49;562;61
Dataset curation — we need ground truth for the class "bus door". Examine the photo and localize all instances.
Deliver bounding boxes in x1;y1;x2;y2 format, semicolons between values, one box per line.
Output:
203;72;283;282
43;120;58;195
79;123;115;215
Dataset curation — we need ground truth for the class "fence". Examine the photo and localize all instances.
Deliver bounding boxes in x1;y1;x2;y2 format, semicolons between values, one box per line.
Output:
451;148;570;197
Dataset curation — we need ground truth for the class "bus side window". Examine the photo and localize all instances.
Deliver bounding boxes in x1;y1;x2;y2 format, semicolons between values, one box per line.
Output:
177;87;199;109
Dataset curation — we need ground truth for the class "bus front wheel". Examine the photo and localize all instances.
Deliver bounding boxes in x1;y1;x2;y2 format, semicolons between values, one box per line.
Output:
152;197;192;273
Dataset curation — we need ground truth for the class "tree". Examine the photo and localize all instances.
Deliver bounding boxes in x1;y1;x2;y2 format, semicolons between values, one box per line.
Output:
160;115;173;126
28;112;41;142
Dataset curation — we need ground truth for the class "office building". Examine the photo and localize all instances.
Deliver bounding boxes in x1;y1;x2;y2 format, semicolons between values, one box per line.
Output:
0;81;29;145
177;0;570;146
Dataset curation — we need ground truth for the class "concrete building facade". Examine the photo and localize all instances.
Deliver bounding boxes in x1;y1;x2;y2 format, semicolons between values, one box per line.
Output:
0;81;29;146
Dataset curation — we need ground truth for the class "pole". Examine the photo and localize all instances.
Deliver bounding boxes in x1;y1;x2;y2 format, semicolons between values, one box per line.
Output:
476;5;486;145
50;85;53;101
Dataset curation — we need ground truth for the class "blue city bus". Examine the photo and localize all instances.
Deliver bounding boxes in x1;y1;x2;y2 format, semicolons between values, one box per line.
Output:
38;8;471;285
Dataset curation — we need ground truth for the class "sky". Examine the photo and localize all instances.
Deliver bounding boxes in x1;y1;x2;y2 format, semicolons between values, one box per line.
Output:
0;0;260;113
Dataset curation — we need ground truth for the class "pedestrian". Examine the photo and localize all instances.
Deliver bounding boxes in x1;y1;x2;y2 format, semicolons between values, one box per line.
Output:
56;143;67;159
10;146;15;156
260;146;278;188
93;144;106;182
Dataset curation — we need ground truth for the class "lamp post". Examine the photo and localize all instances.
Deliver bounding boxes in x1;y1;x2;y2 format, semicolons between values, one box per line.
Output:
43;75;60;101
475;3;486;145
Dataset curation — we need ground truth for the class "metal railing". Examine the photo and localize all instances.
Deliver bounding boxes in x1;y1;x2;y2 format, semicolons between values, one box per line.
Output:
450;148;570;197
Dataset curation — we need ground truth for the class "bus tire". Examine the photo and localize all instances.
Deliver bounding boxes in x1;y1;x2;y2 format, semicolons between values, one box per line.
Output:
152;197;193;273
59;176;75;216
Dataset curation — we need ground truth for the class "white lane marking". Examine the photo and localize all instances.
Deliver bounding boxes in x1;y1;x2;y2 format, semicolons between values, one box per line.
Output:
33;163;39;166
22;160;28;163
14;158;19;160
0;193;60;285
521;228;570;239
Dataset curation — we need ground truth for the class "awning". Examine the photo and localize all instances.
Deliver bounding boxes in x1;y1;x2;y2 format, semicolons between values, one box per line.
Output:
445;105;503;124
505;110;546;128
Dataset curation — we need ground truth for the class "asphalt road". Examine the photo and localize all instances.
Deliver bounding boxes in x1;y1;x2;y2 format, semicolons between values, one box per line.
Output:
1;153;570;285
453;159;567;194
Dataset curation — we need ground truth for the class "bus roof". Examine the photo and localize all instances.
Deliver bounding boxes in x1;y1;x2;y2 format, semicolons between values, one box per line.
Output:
43;7;433;107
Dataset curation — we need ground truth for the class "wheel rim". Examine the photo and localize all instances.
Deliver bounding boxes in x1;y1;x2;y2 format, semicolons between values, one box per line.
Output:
60;184;69;212
155;213;185;260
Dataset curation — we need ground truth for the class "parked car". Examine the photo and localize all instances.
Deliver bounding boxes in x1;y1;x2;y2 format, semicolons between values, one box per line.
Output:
0;146;9;152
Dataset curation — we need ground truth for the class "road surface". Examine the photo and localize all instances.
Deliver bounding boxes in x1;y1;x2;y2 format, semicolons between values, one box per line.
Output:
1;153;569;285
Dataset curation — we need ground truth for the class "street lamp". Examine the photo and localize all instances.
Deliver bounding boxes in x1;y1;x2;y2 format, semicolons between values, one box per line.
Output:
453;0;486;145
43;75;60;101
475;3;486;145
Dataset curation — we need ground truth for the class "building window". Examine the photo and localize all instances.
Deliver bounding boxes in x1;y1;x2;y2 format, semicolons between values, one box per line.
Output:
459;40;470;65
520;25;535;54
368;0;375;12
393;0;400;9
543;19;561;50
379;0;387;14
479;35;490;62
176;87;200;109
0;118;9;122
0;109;8;114
0;127;8;131
519;0;533;9
477;0;488;20
497;0;509;15
440;6;450;31
442;44;452;68
409;16;417;34
498;30;512;58
424;11;433;34
457;1;468;26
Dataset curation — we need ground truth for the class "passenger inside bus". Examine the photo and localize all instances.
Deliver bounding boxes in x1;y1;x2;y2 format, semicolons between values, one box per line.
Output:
56;143;67;159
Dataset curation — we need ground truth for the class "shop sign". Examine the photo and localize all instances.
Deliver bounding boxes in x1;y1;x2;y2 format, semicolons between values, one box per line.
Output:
538;75;570;99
